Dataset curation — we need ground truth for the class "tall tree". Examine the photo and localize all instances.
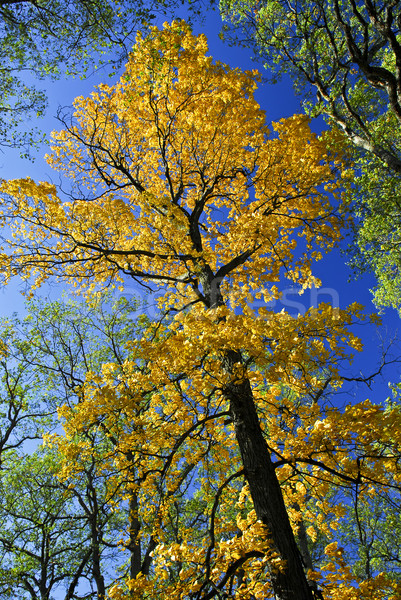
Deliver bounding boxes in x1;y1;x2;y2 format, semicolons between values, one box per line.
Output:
1;21;401;599
0;294;162;599
219;0;401;312
0;449;98;600
0;294;220;599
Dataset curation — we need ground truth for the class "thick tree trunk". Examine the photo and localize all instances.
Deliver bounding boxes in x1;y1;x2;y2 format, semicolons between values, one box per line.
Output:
223;349;314;600
199;268;314;599
128;492;142;579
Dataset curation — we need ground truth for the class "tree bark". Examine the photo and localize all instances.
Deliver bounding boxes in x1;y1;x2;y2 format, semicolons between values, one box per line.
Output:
199;267;314;599
128;491;142;580
223;349;314;600
87;479;106;600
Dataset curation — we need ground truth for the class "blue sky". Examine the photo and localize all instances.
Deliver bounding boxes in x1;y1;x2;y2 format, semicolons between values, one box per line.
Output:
0;6;399;402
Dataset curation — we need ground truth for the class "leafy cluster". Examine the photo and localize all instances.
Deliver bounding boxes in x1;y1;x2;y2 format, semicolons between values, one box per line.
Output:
220;0;401;312
0;0;200;155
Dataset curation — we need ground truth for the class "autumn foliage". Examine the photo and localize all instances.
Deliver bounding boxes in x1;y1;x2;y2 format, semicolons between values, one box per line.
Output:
0;21;401;600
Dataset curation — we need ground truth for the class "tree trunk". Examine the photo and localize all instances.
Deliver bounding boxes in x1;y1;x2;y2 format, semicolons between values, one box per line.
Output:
128;491;142;580
199;268;314;599
87;482;106;600
223;349;314;600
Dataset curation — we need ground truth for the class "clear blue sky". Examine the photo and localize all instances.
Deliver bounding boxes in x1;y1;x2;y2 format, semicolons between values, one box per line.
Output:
0;6;399;403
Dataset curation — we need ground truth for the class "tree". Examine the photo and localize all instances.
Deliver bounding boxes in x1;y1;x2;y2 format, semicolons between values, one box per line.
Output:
0;300;103;600
0;293;223;599
0;316;52;466
0;294;162;600
4;298;401;600
336;484;401;583
1;21;401;599
0;0;203;155
218;0;401;312
0;449;98;600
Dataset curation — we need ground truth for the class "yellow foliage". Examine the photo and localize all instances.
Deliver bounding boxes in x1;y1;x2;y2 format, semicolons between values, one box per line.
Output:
0;20;344;303
0;20;398;600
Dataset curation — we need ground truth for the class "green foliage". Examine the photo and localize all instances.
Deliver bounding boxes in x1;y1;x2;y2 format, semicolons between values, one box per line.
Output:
347;153;401;311
219;0;401;313
338;490;401;582
0;319;50;457
0;450;91;600
0;0;205;155
0;294;151;598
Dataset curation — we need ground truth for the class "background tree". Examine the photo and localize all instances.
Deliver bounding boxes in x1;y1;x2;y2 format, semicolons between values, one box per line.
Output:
218;0;401;313
0;449;99;600
0;294;232;599
0;317;52;466
0;297;129;600
0;0;204;155
0;295;163;599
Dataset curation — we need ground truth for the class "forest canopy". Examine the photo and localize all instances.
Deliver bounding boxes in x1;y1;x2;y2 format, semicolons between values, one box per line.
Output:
0;10;400;600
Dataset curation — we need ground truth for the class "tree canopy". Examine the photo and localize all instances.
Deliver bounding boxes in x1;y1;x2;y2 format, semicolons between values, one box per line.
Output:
0;0;200;154
219;0;401;312
0;295;156;599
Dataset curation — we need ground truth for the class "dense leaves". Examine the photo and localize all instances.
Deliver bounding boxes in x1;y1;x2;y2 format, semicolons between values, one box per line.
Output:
0;20;401;600
219;0;401;312
0;0;201;154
